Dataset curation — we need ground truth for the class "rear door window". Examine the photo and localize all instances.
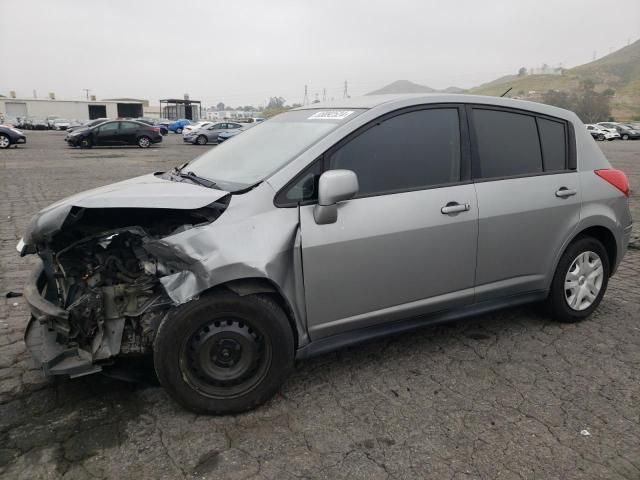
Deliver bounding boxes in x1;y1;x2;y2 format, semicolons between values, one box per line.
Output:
472;109;542;179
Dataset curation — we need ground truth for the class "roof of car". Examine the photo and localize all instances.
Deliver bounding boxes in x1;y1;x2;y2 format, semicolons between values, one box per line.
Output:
294;93;576;120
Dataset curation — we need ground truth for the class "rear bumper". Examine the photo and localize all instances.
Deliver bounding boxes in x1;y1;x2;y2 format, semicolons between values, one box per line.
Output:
23;259;102;377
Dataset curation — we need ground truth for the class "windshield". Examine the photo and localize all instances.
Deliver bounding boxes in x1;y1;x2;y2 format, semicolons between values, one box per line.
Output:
187;109;363;190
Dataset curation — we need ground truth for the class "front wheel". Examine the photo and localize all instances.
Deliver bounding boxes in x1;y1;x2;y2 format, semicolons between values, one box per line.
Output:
0;134;10;149
196;135;208;145
154;291;294;414
622;134;629;140
138;136;151;148
79;138;92;149
547;237;609;323
597;134;606;141
175;128;183;134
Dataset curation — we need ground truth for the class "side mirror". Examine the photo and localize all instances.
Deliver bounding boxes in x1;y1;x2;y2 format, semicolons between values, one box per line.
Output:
313;170;359;225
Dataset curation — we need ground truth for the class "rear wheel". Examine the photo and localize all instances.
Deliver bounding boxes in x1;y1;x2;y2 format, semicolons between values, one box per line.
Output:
138;136;151;148
154;291;294;414
0;134;10;149
196;135;208;145
548;237;609;323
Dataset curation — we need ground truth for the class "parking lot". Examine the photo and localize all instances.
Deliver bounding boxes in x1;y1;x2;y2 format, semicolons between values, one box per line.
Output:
1;131;639;479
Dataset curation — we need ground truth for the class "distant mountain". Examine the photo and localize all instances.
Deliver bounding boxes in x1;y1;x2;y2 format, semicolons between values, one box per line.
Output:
367;80;466;95
469;38;640;120
367;80;436;95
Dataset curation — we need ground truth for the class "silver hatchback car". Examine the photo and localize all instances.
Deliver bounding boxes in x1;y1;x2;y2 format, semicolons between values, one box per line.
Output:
18;94;632;414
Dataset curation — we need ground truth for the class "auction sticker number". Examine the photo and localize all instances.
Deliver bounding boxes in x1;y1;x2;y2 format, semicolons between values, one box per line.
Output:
307;111;354;120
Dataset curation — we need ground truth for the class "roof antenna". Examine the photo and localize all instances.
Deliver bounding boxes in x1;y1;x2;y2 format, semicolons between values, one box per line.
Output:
500;87;513;98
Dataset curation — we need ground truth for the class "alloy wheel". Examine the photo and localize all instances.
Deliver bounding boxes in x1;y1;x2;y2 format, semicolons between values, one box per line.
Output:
139;137;150;148
564;251;604;311
0;135;9;148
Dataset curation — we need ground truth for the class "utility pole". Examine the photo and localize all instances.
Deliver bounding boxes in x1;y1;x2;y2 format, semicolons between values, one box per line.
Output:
82;88;91;100
343;80;349;98
314;93;319;103
303;85;309;105
322;88;326;102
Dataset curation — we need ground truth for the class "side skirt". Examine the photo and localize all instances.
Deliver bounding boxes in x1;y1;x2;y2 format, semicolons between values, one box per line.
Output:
295;290;548;360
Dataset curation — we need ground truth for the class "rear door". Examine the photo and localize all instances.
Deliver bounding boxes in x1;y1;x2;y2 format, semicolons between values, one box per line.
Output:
92;121;120;146
118;121;140;145
295;106;479;339
469;106;581;301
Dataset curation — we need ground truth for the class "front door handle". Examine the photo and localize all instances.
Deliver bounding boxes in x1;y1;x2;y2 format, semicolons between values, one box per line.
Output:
441;202;470;214
556;187;577;198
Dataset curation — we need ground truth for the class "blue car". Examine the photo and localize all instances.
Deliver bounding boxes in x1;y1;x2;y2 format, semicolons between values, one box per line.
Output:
168;119;192;134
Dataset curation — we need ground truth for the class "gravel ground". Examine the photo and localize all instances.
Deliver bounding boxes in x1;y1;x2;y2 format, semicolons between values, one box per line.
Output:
0;131;639;480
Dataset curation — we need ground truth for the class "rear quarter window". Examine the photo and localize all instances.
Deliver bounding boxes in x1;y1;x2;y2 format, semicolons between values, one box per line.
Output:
537;118;567;171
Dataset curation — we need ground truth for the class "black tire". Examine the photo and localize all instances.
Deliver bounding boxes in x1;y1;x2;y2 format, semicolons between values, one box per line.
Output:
196;135;208;145
79;138;92;149
547;236;610;323
0;134;10;149
138;136;151;148
176;128;183;134
597;134;606;141
154;290;294;414
622;134;629;140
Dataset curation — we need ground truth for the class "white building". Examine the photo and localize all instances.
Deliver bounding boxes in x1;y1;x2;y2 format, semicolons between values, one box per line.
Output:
0;97;144;122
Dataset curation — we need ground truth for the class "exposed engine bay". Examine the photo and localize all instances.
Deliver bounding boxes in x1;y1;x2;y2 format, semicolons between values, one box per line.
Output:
27;203;228;377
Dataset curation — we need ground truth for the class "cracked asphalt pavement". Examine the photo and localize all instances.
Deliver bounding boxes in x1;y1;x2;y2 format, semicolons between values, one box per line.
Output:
1;132;639;479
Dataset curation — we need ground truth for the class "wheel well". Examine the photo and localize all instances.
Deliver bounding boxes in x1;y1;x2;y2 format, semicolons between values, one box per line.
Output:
209;278;300;350
573;226;617;274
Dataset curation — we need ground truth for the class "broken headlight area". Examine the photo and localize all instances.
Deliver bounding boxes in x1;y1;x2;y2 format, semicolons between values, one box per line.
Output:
24;203;228;377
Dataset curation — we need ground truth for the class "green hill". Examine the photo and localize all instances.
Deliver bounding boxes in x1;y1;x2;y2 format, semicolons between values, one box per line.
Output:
469;39;640;120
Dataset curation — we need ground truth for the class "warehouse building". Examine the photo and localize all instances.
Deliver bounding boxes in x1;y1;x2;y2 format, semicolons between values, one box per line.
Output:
0;97;145;122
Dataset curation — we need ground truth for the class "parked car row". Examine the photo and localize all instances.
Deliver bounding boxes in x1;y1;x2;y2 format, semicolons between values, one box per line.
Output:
586;122;640;141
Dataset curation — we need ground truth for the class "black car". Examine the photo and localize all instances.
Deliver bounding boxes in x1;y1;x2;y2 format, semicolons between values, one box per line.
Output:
134;118;169;136
66;120;163;148
617;124;640;140
0;125;27;148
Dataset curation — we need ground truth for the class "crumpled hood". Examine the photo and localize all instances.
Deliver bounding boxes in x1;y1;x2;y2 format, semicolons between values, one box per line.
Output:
22;173;229;246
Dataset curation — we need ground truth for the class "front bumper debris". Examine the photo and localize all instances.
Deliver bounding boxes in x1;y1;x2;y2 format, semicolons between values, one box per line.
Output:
23;259;103;377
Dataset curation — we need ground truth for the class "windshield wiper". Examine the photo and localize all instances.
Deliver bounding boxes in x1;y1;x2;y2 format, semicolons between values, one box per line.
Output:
169;168;217;188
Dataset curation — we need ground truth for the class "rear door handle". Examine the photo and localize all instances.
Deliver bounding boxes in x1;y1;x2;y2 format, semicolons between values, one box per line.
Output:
441;202;470;214
556;187;577;198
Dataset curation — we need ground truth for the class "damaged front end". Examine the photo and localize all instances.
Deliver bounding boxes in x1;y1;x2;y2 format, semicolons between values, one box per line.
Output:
22;199;229;378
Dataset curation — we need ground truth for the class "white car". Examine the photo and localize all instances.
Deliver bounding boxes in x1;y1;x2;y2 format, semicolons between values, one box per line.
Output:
585;124;619;141
53;119;71;131
182;121;213;136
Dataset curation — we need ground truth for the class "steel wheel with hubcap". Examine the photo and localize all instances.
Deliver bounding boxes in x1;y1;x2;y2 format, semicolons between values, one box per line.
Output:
564;251;603;311
154;290;294;414
138;136;151;148
0;134;10;148
622;134;629;140
548;236;610;322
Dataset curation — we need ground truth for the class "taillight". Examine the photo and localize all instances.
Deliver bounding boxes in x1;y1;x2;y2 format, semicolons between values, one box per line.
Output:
152;127;160;133
595;169;630;197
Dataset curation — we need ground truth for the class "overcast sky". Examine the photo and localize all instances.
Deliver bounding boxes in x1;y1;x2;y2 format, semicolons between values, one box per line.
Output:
1;0;639;108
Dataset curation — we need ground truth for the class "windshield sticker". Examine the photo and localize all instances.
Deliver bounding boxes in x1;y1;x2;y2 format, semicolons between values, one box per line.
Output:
307;110;354;120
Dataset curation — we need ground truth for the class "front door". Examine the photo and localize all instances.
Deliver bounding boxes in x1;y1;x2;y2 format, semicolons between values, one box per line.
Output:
92;121;120;146
469;107;582;301
298;106;478;339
